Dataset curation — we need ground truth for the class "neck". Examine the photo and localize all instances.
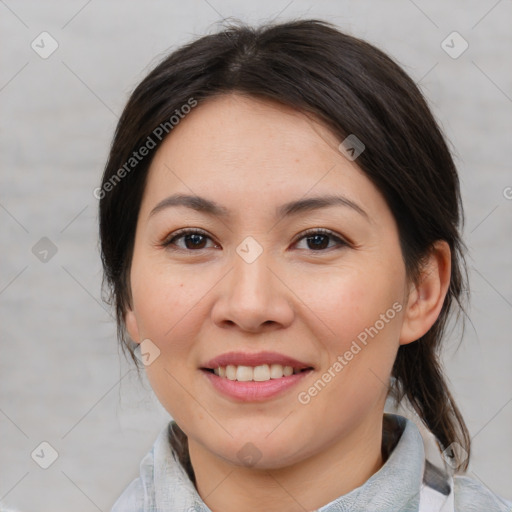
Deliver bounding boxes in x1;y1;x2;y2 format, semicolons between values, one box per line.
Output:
187;415;385;512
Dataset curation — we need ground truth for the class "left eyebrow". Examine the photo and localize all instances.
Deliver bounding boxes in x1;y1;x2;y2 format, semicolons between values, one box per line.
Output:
149;193;369;222
276;194;369;222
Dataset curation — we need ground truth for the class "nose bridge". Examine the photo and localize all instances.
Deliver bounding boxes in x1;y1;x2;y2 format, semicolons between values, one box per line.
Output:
231;237;273;304
211;235;294;330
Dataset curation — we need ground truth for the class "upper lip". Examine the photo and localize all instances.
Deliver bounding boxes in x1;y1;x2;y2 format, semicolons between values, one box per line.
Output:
201;351;313;370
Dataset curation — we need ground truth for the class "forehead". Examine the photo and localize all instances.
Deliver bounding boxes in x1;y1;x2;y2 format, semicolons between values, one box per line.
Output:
158;93;340;164
140;93;388;222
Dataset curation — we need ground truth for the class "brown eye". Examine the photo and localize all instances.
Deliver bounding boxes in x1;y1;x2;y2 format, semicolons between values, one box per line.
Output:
163;229;217;251
294;229;348;251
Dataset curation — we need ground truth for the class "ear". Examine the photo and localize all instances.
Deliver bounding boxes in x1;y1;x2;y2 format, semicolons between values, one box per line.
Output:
125;308;142;345
399;240;451;345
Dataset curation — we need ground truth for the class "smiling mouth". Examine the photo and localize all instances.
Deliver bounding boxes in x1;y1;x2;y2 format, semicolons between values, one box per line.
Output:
201;364;313;382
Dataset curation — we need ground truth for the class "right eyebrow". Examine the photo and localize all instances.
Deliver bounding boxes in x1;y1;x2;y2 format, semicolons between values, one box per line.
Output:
149;194;230;219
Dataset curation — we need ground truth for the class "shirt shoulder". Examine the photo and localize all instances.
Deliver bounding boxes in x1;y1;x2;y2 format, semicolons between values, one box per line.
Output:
454;475;512;512
110;477;145;512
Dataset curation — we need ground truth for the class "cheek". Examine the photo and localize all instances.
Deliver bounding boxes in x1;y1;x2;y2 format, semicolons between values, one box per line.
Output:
130;262;204;345
129;263;215;418
299;265;403;349
131;266;209;422
300;264;404;402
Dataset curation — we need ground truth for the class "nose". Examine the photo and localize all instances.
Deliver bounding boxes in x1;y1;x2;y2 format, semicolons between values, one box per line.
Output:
211;246;295;333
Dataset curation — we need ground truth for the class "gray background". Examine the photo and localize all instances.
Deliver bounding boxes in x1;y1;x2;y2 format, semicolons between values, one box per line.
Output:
1;1;511;510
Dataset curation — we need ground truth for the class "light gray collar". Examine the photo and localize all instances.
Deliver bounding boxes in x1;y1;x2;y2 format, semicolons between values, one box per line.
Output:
113;414;448;512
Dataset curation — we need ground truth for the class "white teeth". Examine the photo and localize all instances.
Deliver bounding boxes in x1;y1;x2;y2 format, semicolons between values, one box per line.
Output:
253;364;270;381
213;366;226;377
270;364;284;379
236;365;253;382
211;364;301;381
226;365;237;380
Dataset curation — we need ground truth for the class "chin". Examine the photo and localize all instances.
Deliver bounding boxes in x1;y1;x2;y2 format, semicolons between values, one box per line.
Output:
205;429;307;470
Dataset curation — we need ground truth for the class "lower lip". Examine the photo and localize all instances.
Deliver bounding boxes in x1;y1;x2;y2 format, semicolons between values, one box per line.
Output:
201;369;313;402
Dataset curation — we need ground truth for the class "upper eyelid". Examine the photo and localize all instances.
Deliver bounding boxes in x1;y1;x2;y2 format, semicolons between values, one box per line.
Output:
293;228;347;243
163;227;212;243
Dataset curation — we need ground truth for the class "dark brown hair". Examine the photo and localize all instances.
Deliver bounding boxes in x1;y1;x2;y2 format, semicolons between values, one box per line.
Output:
99;18;471;470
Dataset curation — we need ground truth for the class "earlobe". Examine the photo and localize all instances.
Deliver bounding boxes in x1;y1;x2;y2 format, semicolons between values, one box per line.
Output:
125;309;141;344
399;241;451;345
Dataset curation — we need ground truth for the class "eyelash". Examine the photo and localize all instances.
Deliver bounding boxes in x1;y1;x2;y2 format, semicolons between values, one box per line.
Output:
161;228;349;253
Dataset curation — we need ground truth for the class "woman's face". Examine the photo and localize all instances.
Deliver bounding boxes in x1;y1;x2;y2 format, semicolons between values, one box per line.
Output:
126;93;411;469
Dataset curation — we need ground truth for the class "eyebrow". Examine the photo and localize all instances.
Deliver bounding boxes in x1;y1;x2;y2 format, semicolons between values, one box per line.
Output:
149;193;369;221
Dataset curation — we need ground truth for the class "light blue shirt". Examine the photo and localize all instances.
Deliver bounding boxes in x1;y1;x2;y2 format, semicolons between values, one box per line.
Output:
111;414;511;511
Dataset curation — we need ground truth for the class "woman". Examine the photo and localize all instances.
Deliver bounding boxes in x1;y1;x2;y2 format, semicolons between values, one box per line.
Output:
99;18;511;512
